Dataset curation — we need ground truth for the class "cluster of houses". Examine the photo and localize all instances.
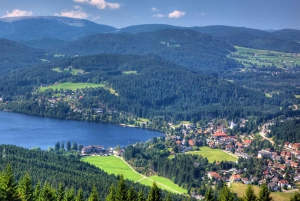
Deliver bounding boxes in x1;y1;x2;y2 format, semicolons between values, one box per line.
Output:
81;145;124;156
170;119;300;193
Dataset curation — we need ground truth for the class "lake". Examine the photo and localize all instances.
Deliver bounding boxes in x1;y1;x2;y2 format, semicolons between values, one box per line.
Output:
0;111;162;150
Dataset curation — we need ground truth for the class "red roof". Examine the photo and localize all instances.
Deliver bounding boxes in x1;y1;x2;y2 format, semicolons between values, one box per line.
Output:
213;132;227;137
188;140;194;146
176;140;181;145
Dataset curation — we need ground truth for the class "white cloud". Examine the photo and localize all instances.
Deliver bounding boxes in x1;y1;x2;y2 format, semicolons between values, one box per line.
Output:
74;0;121;10
168;10;185;18
54;6;89;19
153;14;164;18
3;9;33;17
151;7;159;12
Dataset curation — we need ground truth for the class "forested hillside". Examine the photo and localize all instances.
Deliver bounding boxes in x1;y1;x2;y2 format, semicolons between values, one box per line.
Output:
190;25;300;52
54;29;239;71
0;54;287;122
0;16;117;41
0;39;47;74
0;145;184;200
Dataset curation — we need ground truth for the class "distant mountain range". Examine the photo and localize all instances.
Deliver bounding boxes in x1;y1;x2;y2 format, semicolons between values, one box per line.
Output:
0;16;116;41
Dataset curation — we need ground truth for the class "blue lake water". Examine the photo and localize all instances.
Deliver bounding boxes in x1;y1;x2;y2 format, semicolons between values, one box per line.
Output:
0;111;162;150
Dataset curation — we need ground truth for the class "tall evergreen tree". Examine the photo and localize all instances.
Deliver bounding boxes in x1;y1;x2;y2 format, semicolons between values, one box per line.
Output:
64;187;75;201
66;141;71;152
243;185;257;201
0;163;20;201
137;190;145;201
165;193;172;201
18;172;34;201
88;186;100;201
127;185;137;201
146;182;162;201
71;142;78;151
56;183;65;201
257;184;272;201
55;142;60;151
218;184;234;201
204;188;214;201
115;175;127;201
33;181;41;201
106;184;116;201
75;189;84;201
41;182;56;201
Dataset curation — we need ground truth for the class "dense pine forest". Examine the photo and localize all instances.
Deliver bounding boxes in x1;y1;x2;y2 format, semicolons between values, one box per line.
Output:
0;145;186;201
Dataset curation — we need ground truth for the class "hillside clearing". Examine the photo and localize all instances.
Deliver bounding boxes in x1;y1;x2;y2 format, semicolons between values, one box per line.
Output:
186;146;238;163
81;155;187;194
39;82;104;92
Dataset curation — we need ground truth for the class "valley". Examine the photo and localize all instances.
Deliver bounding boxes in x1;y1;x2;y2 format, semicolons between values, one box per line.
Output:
0;15;300;201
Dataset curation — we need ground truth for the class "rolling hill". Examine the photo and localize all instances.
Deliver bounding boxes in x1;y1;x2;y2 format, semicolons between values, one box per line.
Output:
0;39;47;74
0;16;117;41
0;54;283;121
54;29;239;71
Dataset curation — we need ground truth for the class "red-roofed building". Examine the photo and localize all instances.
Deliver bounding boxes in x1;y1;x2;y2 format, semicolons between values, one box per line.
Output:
243;140;252;147
208;172;222;180
230;174;241;182
188;140;195;146
213;132;227;139
278;180;289;188
176;140;181;145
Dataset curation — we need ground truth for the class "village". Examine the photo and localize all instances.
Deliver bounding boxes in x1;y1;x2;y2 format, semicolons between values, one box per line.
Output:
167;119;300;194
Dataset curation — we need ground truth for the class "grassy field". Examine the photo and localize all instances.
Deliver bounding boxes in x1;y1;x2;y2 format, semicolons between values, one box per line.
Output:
295;95;300;99
123;71;138;75
230;182;295;201
81;156;187;194
39;82;105;92
186;146;238;163
81;156;143;182
229;46;300;69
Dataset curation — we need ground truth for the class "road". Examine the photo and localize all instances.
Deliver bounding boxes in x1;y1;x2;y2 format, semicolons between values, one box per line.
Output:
259;126;275;145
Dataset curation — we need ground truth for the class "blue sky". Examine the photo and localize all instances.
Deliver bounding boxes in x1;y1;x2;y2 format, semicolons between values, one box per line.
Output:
0;0;299;30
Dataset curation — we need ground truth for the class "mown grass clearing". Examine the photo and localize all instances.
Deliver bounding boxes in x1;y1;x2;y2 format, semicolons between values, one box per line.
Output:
81;156;187;194
81;156;143;182
229;46;300;69
39;82;105;92
295;95;300;99
186;146;238;163
123;71;138;75
230;182;295;201
149;176;187;194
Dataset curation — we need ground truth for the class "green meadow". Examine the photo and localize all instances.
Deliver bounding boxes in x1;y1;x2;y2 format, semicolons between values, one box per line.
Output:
229;46;300;69
39;82;105;92
186;146;238;163
81;156;187;194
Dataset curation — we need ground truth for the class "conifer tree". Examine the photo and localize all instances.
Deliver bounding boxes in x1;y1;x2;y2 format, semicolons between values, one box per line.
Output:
33;181;42;201
115;175;127;201
64;187;75;201
127;185;137;201
0;163;20;201
243;185;257;201
257;184;272;201
88;186;100;201
106;184;116;201
165;193;172;201
204;187;214;201
75;188;85;201
56;183;65;201
218;184;234;201
66;141;71;152
137;190;145;201
18;172;34;201
41;182;56;201
146;182;162;201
